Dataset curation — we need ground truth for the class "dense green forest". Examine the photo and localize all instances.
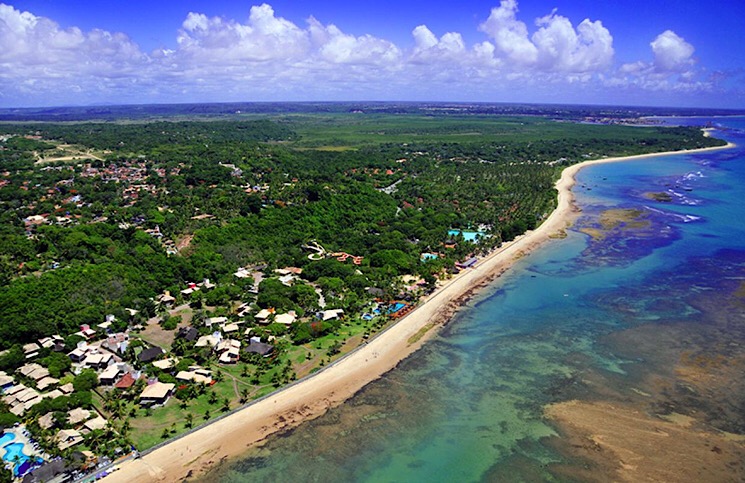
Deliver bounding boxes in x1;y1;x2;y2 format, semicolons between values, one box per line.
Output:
0;114;724;348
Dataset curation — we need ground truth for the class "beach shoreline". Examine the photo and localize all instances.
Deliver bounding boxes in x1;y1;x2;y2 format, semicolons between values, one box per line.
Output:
103;140;735;483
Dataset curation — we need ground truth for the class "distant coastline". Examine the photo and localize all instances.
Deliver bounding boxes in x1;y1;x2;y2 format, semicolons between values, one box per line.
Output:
102;138;735;483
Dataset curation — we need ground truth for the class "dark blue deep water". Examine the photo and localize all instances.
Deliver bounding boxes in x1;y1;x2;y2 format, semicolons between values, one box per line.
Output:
214;118;745;482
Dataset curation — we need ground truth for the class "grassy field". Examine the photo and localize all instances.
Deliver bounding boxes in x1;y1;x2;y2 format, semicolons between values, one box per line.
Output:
262;113;692;149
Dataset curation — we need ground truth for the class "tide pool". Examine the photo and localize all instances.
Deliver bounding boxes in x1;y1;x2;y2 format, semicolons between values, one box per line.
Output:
213;118;745;482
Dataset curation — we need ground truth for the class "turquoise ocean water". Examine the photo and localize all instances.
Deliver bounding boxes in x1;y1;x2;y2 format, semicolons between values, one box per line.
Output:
215;118;745;482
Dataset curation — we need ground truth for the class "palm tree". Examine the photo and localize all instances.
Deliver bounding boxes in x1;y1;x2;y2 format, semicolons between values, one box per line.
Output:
185;413;193;429
121;419;131;436
221;398;230;412
239;388;249;404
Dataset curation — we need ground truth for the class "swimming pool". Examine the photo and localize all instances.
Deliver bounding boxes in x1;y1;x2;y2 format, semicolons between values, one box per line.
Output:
388;302;407;314
0;432;14;447
1;432;42;477
3;442;27;463
448;229;484;243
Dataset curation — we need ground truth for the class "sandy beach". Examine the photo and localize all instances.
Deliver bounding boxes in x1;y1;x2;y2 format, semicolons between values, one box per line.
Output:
103;140;735;483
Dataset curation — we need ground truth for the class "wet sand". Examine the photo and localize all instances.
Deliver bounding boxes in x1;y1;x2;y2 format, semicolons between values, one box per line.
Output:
546;400;745;482
545;316;745;482
104;141;735;483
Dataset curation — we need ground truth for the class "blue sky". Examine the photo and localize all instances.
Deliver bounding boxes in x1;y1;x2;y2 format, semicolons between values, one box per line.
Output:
2;1;744;108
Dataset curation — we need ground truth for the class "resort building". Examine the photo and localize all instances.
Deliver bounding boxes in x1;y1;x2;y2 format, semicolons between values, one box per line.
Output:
67;407;91;426
56;429;84;451
0;372;13;391
23;343;41;359
59;382;74;395
175;370;212;385
320;309;345;321
456;257;478;269
204;316;228;327
74;324;97;340
156;291;176;307
222;322;241;335
3;384;43;415
177;326;199;342
195;333;221;349
254;308;274;323
98;364;124;386
82;352;114;370
18;363;50;382
82;416;108;433
38;412;56;430
216;339;241;364
138;346;165;364
245;337;274;357
139;381;175;407
152;358;176;371
114;373;136;390
38;335;65;351
36;376;59;391
274;312;296;325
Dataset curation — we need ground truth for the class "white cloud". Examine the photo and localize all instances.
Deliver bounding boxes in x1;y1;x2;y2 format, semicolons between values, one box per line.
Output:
410;25;468;64
176;4;310;62
0;3;142;68
0;3;148;104
308;17;400;65
612;29;705;95
651;30;695;72
479;1;613;73
479;0;538;65
0;2;725;107
532;13;613;72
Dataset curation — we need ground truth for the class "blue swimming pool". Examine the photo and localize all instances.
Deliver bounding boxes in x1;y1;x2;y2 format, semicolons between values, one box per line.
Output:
3;442;27;463
1;434;42;477
447;229;484;243
0;432;14;447
388;302;407;314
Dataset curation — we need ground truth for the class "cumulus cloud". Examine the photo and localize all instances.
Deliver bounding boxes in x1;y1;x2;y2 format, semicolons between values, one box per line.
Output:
651;30;695;72
0;3;143;68
308;17;400;65
479;1;613;73
411;25;468;63
0;1;721;106
479;0;538;65
0;3;148;104
176;5;310;62
612;29;705;94
532;13;613;72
